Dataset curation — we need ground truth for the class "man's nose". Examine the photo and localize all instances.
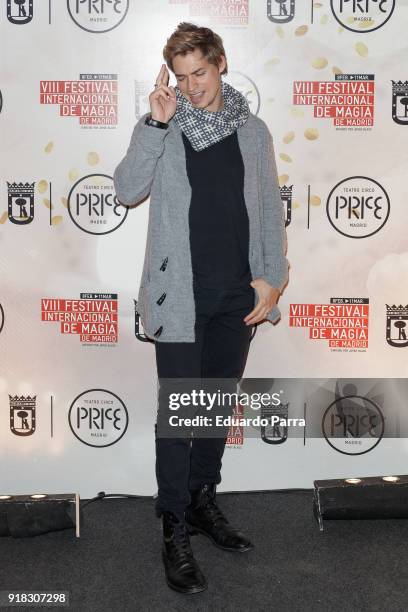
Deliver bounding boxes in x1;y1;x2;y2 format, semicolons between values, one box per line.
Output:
187;79;198;92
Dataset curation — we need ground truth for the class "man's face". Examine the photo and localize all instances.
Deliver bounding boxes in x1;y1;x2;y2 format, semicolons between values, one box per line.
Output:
173;48;226;112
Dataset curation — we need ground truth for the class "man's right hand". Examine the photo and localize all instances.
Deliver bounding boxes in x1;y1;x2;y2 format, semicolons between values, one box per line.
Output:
149;64;177;124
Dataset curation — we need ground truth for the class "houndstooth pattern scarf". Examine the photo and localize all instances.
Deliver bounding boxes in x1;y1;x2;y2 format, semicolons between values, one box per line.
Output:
173;80;250;152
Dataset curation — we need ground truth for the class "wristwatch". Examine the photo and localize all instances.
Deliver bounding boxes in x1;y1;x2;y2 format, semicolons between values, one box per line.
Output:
145;114;169;129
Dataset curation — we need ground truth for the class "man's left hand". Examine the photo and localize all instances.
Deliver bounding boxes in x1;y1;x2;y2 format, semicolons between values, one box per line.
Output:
244;278;280;326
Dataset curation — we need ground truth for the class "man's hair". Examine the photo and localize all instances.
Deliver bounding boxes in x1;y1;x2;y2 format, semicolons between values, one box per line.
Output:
163;22;228;75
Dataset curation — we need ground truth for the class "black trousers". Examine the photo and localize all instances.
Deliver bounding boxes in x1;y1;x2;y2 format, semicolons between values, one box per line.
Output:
154;278;255;518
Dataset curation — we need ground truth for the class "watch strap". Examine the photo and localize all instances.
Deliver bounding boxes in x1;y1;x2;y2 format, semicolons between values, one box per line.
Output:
145;114;169;130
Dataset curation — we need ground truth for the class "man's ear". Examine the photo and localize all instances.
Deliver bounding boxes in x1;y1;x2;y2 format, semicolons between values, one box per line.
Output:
218;55;226;74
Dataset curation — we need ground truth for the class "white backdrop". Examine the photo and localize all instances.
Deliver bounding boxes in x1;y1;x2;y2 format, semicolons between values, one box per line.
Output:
1;0;408;498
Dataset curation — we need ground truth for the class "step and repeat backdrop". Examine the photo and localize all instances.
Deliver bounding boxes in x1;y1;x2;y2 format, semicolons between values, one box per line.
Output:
1;0;408;498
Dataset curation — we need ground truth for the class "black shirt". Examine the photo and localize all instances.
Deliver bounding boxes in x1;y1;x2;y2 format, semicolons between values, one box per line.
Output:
182;130;252;290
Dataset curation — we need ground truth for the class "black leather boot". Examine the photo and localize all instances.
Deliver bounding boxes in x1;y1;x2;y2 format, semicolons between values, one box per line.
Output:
185;483;254;552
161;510;208;594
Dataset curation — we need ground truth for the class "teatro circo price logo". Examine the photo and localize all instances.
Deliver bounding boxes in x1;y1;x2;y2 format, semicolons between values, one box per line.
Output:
68;389;129;448
0;303;4;335
322;391;384;456
326;176;390;239
330;0;395;33
66;0;129;33
67;173;127;235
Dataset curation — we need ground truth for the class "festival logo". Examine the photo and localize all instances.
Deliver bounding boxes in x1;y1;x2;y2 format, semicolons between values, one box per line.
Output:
42;293;118;344
7;0;33;24
226;402;244;447
326;176;390;238
224;71;260;115
7;182;35;225
169;0;248;26
40;74;118;128
9;395;36;436
281;185;292;227
68;389;128;448
267;0;295;24
290;298;369;351
67;174;127;235
66;0;129;33
386;305;408;348
391;81;408;126
293;74;375;130
321;382;384;455
330;0;395;33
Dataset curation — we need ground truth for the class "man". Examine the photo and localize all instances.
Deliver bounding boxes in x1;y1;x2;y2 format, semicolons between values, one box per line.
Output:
114;22;289;594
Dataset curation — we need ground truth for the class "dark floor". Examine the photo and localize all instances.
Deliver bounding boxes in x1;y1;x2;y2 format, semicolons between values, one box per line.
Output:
1;490;408;612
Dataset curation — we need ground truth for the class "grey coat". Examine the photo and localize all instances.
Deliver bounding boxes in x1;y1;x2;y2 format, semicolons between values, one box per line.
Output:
113;111;289;342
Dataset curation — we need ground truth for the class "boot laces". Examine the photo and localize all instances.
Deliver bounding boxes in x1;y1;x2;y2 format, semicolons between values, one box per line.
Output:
169;518;193;563
202;495;227;524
